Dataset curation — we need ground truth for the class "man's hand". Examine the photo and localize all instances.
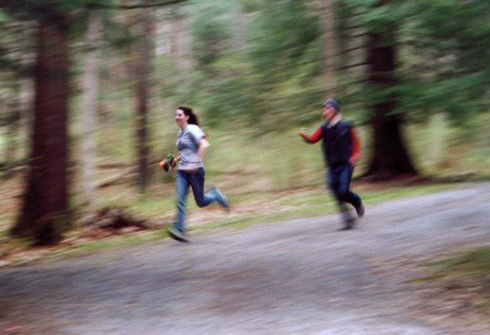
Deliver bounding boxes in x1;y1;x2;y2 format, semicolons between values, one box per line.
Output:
349;154;360;166
298;131;309;142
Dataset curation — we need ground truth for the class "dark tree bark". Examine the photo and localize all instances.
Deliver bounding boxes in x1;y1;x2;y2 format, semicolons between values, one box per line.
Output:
132;9;155;193
126;9;155;193
321;0;339;96
11;16;71;245
364;31;417;179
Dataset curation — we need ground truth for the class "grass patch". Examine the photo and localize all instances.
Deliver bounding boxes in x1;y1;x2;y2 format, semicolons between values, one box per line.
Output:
49;229;169;260
440;247;490;277
411;246;490;314
443;247;490;312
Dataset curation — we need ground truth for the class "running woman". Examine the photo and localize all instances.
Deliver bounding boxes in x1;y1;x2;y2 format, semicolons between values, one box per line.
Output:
160;106;229;242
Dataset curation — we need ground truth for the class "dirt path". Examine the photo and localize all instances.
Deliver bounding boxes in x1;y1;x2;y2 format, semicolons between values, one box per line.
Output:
1;183;490;334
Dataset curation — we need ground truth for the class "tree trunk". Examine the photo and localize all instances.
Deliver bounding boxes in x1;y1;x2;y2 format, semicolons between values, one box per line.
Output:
133;9;154;193
12;17;71;245
321;0;339;96
80;13;101;209
232;0;246;53
365;31;417;179
170;5;192;71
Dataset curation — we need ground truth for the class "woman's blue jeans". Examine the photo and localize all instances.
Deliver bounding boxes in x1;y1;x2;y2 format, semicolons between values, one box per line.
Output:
174;167;220;233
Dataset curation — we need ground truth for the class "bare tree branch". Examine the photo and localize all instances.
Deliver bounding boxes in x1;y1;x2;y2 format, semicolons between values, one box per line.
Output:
91;0;186;10
0;0;187;12
337;62;368;70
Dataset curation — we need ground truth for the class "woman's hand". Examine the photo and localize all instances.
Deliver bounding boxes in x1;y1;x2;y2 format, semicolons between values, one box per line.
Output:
159;158;172;171
159;154;178;171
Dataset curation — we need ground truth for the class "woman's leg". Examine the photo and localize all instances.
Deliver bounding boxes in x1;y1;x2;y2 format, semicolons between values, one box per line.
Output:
188;168;228;208
174;171;190;233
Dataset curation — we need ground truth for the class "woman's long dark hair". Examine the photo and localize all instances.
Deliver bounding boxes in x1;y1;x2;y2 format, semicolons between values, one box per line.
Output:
178;106;199;126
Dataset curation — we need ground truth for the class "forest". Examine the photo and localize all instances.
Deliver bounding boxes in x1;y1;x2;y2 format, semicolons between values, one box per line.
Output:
0;0;489;246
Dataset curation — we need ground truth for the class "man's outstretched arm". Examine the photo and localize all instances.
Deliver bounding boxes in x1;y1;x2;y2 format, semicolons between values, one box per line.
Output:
298;127;322;144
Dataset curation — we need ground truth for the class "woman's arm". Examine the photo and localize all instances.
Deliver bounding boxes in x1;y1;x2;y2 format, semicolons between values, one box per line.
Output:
197;138;209;159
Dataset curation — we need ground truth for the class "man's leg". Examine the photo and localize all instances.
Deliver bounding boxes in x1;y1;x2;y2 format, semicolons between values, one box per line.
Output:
331;166;363;229
327;169;344;211
337;164;363;215
327;169;354;227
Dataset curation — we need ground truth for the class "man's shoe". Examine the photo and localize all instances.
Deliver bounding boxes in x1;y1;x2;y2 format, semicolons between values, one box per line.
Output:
167;226;189;242
339;214;356;231
355;203;365;218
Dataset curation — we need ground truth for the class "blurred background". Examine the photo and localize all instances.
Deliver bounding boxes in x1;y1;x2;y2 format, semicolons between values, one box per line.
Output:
0;0;489;247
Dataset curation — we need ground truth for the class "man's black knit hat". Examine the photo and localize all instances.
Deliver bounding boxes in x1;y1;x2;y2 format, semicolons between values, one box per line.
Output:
322;98;340;111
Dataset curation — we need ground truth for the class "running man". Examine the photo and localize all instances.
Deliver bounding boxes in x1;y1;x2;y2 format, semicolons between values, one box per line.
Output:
298;98;364;230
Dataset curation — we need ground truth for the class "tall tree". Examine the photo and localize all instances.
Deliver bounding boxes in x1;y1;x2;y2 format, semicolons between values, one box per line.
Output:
2;0;186;244
321;0;339;96
129;8;155;193
80;12;102;209
364;29;416;177
169;5;192;71
12;14;72;244
337;0;490;179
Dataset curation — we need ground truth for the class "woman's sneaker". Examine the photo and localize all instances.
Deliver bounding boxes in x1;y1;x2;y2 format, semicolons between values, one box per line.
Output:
213;188;230;212
167;226;189;242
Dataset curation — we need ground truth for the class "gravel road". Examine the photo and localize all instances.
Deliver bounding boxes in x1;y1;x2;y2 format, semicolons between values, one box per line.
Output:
1;183;489;334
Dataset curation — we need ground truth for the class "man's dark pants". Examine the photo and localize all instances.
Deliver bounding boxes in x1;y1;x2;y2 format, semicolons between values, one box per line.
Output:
327;164;362;216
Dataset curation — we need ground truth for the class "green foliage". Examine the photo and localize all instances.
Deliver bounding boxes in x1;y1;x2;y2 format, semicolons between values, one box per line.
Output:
190;1;232;67
0;10;11;23
338;0;490;123
406;0;490;120
248;0;320;82
442;247;490;274
239;0;261;13
186;0;323;130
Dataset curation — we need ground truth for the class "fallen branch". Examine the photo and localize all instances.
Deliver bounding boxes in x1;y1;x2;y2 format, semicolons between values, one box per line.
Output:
96;166;136;188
